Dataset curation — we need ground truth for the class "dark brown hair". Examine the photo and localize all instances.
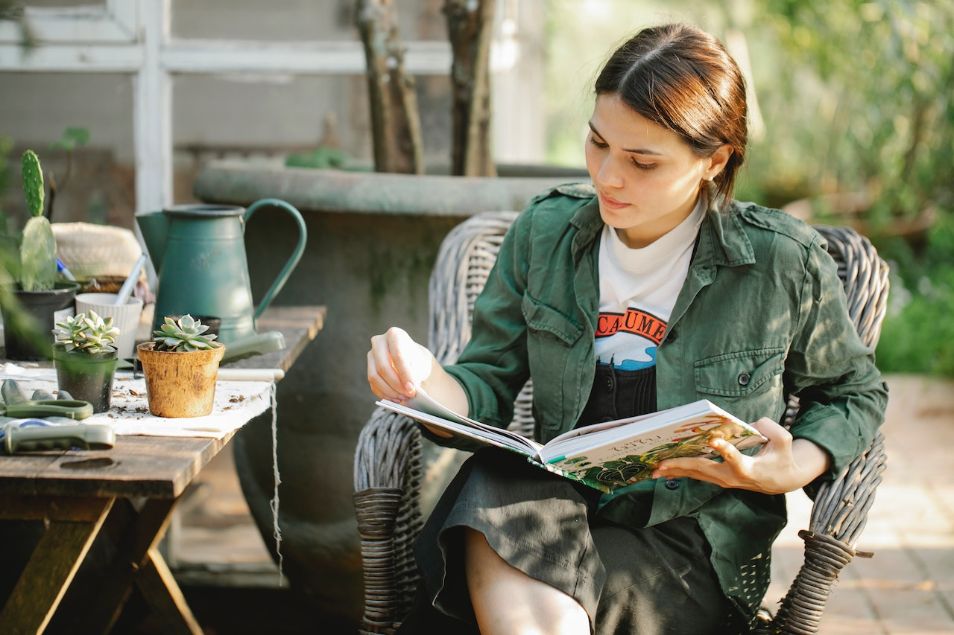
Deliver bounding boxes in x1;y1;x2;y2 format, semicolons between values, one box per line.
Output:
595;24;747;203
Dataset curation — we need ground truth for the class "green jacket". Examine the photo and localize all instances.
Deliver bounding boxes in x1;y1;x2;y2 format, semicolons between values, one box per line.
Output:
440;184;888;618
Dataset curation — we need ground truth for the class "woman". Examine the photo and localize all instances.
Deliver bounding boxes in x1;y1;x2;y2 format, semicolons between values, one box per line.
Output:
367;23;887;635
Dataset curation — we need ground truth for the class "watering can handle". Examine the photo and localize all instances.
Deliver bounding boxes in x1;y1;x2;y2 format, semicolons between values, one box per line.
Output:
244;198;308;321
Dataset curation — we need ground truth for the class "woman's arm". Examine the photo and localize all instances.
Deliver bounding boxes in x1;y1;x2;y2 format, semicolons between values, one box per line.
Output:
653;235;887;495
367;209;535;444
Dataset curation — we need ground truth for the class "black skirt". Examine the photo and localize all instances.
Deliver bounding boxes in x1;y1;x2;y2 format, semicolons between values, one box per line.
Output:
400;365;746;634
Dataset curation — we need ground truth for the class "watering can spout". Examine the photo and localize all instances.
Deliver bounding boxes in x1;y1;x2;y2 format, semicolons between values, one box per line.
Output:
135;211;169;270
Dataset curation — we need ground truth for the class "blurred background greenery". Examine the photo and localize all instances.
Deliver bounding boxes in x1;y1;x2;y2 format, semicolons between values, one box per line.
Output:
544;0;954;377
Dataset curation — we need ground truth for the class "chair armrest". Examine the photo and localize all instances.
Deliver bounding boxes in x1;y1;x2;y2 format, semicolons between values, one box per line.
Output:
354;407;426;635
764;431;887;634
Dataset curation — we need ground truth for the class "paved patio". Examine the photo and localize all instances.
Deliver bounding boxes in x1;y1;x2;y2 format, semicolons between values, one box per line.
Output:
175;374;954;634
766;375;954;634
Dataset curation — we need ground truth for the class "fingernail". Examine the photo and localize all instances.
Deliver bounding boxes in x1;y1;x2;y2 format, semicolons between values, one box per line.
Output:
404;382;415;394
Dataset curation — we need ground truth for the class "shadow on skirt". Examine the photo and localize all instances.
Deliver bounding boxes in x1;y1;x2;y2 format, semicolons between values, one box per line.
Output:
398;448;745;635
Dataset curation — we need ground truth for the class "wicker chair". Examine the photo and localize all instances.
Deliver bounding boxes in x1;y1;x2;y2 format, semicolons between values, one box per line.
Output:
353;211;889;635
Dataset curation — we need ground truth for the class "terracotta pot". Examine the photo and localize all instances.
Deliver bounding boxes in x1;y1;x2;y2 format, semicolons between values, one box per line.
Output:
136;342;225;417
53;347;118;413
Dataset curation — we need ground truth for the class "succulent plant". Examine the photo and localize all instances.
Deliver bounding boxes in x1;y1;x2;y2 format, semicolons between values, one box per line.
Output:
153;315;219;352
52;310;120;355
19;150;57;292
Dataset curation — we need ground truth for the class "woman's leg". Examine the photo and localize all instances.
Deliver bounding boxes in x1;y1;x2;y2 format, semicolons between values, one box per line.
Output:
464;528;590;635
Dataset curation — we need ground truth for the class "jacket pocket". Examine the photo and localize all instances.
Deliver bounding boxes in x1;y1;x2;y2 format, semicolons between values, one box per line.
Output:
521;293;583;346
521;293;582;429
694;348;785;397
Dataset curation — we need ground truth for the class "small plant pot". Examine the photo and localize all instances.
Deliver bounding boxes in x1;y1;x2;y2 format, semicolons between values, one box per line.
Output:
2;282;80;360
53;347;118;413
136;342;226;418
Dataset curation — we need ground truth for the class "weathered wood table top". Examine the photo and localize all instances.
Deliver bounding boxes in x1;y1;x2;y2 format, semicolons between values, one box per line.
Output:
0;303;326;634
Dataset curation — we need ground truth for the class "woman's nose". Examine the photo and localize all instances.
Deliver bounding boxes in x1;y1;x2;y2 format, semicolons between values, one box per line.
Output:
596;155;625;189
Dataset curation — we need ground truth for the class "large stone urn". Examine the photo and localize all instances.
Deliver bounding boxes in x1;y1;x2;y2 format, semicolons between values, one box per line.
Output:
193;161;580;626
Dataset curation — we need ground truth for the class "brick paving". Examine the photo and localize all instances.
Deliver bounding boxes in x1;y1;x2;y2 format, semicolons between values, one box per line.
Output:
177;374;954;633
767;375;954;634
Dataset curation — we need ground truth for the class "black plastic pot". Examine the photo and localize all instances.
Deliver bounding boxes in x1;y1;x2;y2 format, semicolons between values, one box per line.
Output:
53;347;118;413
2;282;80;360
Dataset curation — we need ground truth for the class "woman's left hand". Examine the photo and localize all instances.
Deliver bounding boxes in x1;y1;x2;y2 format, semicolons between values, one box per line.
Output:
651;418;828;495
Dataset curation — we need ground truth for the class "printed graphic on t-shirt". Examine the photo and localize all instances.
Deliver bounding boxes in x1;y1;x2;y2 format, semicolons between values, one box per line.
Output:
595;307;668;371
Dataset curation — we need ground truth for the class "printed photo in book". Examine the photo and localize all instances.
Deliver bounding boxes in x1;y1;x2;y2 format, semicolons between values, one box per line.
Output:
376;388;768;493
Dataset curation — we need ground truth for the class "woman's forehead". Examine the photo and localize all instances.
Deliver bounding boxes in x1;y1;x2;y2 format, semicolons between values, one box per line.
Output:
590;93;684;154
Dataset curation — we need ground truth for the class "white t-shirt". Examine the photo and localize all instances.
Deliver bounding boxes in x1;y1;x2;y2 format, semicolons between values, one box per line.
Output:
594;196;706;370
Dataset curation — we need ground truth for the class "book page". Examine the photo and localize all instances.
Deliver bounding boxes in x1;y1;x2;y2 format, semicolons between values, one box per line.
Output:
537;400;767;491
376;399;543;456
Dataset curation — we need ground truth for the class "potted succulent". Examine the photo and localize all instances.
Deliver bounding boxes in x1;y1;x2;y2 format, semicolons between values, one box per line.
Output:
1;150;79;360
136;315;225;418
51;310;120;412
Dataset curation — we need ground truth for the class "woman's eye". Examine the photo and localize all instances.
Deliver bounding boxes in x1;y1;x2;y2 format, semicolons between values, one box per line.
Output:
630;158;657;170
588;136;608;149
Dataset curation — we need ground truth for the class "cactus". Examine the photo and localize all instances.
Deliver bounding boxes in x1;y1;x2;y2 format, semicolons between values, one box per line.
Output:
21;150;44;217
19;150;57;292
53;311;120;355
153;315;220;352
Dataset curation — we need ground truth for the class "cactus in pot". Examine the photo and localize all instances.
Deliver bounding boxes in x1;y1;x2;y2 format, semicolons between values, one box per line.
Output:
19;150;57;292
137;315;226;418
52;311;121;412
0;150;80;360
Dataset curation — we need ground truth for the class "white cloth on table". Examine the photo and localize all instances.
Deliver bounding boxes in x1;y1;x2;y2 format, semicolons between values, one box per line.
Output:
1;363;272;439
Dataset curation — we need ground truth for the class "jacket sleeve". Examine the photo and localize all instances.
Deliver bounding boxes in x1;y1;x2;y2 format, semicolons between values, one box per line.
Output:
421;209;534;451
783;235;889;493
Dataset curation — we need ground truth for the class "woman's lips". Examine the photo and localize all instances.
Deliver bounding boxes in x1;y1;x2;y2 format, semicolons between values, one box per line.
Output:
598;192;629;209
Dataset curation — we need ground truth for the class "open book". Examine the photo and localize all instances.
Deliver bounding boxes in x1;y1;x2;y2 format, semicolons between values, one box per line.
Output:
376;388;768;493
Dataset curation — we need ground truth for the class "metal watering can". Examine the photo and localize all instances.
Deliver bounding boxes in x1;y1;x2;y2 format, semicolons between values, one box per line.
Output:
136;198;307;359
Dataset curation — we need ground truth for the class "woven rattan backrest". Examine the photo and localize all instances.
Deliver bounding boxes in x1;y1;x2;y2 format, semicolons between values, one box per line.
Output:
427;211;535;436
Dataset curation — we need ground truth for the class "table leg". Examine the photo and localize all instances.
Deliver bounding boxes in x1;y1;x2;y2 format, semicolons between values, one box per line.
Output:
0;497;114;635
135;547;203;634
78;497;201;634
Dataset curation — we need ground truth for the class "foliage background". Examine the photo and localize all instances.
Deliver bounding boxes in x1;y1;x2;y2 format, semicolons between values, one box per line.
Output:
543;0;954;376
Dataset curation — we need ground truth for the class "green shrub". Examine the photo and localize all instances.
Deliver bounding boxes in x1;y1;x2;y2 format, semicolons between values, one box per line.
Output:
875;214;954;376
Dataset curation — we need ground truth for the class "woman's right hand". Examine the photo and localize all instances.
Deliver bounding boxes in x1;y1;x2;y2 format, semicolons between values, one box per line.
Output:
367;327;436;403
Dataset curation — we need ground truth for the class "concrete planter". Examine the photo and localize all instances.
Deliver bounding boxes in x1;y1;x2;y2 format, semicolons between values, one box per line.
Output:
193;161;581;624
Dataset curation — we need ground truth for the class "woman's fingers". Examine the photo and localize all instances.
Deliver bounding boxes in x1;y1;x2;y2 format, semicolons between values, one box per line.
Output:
752;417;792;449
385;328;417;393
367;327;434;400
654;456;730;487
369;335;412;398
366;350;407;401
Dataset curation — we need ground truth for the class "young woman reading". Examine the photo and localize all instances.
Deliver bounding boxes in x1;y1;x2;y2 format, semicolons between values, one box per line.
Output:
367;23;887;635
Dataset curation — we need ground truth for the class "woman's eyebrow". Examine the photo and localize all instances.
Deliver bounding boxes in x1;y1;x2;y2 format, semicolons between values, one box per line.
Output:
588;121;664;156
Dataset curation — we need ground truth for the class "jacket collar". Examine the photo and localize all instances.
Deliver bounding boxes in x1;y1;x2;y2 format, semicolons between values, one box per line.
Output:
569;192;756;268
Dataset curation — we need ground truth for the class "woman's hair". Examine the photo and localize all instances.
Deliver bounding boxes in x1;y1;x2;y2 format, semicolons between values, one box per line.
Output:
595;24;748;203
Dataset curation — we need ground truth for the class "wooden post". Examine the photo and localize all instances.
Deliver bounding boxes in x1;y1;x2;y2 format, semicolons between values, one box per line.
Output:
355;0;424;174
444;0;496;177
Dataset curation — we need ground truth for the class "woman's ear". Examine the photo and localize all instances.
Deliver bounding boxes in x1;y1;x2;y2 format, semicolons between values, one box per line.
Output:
703;144;733;181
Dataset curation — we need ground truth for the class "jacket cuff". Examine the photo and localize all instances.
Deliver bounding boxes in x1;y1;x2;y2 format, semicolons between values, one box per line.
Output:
789;405;866;496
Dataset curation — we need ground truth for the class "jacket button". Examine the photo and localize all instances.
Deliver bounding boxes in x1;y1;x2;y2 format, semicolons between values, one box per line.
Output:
665;328;677;344
665;478;680;490
605;376;615;392
738;372;751;386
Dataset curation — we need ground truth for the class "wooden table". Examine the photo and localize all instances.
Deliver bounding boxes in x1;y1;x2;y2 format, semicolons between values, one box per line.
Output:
0;305;325;635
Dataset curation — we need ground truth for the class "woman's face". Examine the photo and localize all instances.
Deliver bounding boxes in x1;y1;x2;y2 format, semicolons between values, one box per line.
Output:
584;93;729;248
